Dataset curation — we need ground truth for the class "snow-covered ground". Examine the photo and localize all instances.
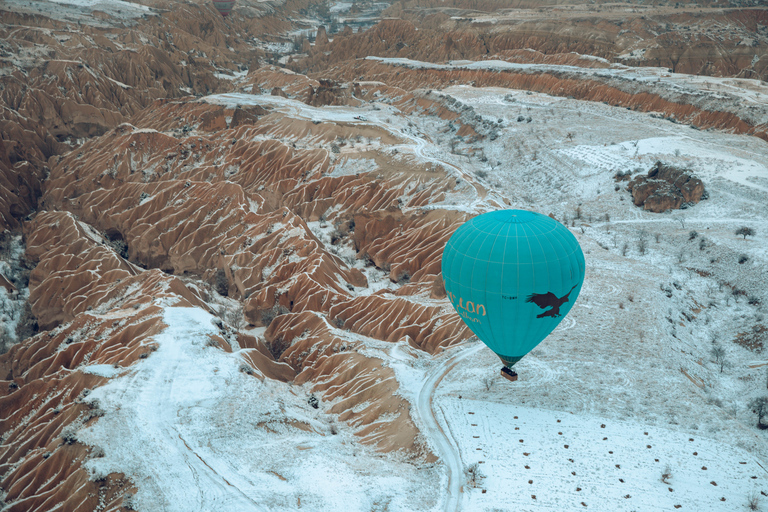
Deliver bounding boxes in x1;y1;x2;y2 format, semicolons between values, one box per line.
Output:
0;0;156;26
442;397;764;511
79;307;440;512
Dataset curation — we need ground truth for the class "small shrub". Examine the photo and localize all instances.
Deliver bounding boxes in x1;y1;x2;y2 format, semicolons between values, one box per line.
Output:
329;229;344;245
0;325;12;355
748;491;760;511
688;231;698;240
739;254;749;264
266;334;290;360
638;237;647;255
61;425;78;445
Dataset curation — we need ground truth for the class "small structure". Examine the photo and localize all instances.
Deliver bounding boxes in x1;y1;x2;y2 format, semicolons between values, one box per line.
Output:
500;366;518;382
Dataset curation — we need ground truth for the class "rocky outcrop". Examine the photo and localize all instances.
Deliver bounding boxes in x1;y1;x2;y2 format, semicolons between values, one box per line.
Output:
627;162;706;213
306;79;360;107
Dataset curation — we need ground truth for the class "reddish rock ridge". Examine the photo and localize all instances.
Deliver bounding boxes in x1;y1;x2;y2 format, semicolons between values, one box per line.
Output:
264;311;435;457
294;12;768;81
40;104;472;344
24;95;476;461
0;1;290;231
323;59;768;142
1;206;297;511
24;211;211;330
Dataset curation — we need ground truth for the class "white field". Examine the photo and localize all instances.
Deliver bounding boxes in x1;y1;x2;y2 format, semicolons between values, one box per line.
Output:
68;64;768;511
79;307;440;512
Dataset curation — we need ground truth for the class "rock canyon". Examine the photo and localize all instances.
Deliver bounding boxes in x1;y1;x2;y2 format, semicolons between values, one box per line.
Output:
1;0;767;511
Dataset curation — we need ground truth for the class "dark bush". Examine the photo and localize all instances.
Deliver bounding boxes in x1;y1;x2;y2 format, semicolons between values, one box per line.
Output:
15;302;38;341
213;268;228;296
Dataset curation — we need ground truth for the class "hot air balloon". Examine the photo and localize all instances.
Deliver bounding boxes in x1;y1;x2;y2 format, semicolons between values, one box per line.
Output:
212;0;235;17
442;209;585;381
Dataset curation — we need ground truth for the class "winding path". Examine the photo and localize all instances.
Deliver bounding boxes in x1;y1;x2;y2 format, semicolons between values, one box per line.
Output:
416;343;484;512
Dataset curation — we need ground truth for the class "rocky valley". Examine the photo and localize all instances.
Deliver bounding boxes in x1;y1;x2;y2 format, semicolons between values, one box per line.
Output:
1;0;767;511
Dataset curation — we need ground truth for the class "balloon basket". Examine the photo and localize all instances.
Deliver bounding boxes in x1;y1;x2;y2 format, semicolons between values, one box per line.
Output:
500;366;518;382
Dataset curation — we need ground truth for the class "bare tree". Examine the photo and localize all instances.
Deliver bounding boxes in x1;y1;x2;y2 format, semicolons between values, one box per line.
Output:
465;462;484;488
749;397;768;429
710;345;726;373
637;230;648;255
735;226;755;240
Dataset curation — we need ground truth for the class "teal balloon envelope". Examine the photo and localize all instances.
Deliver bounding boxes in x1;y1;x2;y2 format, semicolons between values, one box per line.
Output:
442;209;585;369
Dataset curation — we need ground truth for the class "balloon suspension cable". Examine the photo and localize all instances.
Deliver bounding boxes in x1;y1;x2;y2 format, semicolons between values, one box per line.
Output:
500;366;518;382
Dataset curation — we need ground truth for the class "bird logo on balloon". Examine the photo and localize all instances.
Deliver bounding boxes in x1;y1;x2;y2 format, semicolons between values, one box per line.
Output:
525;285;578;319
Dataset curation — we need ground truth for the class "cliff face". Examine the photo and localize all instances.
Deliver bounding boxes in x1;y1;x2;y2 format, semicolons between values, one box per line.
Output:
293;11;768;82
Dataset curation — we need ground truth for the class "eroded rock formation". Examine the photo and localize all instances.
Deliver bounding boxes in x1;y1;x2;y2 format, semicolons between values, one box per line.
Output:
627;162;706;213
1;0;765;508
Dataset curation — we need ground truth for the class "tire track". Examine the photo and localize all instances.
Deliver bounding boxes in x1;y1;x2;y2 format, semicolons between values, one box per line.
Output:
416;343;484;512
